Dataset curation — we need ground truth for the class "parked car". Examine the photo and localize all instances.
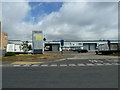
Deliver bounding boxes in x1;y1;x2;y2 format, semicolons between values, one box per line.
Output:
73;48;88;53
77;49;88;53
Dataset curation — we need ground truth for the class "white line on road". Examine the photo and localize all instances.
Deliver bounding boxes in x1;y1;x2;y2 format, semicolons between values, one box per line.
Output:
31;64;39;67
86;63;94;66
50;64;57;67
77;64;85;66
0;65;2;67
113;60;119;62
60;64;67;67
23;64;31;67
104;63;112;65
98;60;103;63
94;60;98;62
95;63;103;66
111;63;118;65
55;59;66;62
13;64;21;67
40;64;48;67
68;64;76;66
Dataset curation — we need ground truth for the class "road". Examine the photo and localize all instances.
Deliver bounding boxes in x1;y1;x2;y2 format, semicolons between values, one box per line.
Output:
2;58;119;88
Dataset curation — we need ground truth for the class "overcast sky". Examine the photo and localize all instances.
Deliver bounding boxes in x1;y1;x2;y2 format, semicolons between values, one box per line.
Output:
1;2;118;41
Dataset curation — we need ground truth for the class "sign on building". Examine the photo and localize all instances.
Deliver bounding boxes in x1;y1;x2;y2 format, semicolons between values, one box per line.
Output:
6;44;15;52
32;31;44;54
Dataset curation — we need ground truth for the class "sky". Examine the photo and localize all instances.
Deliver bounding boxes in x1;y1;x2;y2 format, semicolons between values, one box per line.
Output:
1;1;118;41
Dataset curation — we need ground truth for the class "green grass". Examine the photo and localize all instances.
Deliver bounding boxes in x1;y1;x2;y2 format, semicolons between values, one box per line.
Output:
2;54;64;62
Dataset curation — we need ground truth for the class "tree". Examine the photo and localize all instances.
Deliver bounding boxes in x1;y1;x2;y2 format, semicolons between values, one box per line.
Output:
22;41;32;53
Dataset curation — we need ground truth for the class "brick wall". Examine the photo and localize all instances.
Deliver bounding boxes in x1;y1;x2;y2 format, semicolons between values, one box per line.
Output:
0;22;8;50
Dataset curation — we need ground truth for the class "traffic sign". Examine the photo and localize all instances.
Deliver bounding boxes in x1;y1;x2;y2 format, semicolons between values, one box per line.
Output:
60;40;64;46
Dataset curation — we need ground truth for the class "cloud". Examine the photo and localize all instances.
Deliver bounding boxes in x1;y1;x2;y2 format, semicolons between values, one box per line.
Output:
39;2;118;40
0;3;2;21
2;2;31;40
2;2;118;41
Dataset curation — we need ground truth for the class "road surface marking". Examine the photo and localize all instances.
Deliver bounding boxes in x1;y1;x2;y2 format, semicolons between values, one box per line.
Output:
23;64;31;67
111;63;118;65
98;60;103;63
0;65;2;67
89;60;95;62
113;60;119;62
12;62;44;65
77;64;85;66
40;64;48;67
86;63;94;66
60;64;67;67
55;59;65;61
31;64;39;67
68;64;76;66
95;63;103;66
94;60;98;62
50;64;57;67
104;63;112;65
89;60;92;61
13;64;21;67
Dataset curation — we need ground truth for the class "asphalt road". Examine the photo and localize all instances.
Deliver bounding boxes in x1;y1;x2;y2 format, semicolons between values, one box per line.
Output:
2;59;118;88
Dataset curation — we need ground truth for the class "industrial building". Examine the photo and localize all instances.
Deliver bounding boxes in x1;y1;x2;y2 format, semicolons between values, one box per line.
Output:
6;39;119;53
45;40;119;51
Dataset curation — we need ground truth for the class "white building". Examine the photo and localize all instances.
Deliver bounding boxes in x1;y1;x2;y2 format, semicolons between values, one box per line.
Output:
6;40;32;53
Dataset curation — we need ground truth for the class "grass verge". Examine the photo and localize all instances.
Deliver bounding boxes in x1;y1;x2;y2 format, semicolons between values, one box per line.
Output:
2;54;64;62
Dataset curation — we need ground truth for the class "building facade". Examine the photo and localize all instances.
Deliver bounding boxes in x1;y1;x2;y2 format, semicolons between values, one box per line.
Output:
6;39;119;53
45;40;119;51
0;22;8;50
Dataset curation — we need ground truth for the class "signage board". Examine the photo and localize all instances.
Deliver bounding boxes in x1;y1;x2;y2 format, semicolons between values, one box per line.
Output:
32;31;44;54
6;44;15;52
60;40;64;46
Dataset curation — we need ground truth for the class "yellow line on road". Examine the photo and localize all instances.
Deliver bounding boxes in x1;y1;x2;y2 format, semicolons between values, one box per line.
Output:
12;62;44;65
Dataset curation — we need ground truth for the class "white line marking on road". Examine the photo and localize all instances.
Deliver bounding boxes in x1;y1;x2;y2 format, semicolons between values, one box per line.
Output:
94;60;98;62
111;60;119;63
50;64;57;67
0;65;2;67
86;63;94;66
77;64;85;66
40;64;48;67
13;65;21;67
111;63;118;65
60;64;67;67
31;64;39;67
95;63;103;66
89;60;93;62
113;60;119;62
98;60;103;63
68;64;76;66
55;59;65;61
104;63;112;65
23;64;31;67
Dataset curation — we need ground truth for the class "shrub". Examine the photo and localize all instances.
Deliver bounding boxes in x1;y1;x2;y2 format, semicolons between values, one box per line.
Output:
5;52;16;56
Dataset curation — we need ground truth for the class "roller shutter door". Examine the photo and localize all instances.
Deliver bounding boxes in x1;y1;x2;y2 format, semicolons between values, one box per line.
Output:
52;44;59;51
83;43;89;50
90;43;96;50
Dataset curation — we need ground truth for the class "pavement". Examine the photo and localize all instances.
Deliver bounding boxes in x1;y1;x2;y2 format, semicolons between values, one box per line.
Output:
2;51;119;88
1;51;120;67
2;64;118;88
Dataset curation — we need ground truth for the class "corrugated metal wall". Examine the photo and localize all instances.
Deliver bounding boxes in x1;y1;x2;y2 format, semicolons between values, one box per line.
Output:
83;43;97;50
